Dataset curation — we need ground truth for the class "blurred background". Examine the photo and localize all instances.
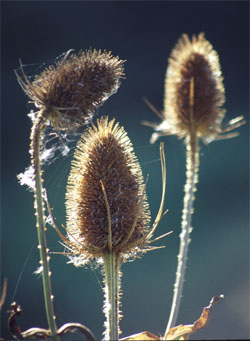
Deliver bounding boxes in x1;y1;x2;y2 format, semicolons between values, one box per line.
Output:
1;1;249;340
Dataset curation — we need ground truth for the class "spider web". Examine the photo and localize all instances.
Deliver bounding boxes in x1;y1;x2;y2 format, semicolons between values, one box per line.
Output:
15;54;166;259
15;50;73;88
17;116;85;191
15;51;91;193
15;55;90;241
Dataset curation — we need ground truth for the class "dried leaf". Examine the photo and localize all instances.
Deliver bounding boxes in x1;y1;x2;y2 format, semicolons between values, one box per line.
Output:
121;295;223;341
121;331;160;340
164;295;224;340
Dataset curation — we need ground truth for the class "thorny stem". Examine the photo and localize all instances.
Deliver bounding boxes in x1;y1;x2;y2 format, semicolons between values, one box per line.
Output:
30;109;59;340
165;130;199;336
103;252;121;341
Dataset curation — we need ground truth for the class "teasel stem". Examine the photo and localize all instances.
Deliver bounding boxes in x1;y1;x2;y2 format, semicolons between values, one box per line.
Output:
30;109;59;340
103;252;121;341
100;180;121;341
165;79;199;335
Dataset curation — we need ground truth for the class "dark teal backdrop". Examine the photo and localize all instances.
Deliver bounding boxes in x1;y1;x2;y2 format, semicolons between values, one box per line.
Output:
1;1;249;340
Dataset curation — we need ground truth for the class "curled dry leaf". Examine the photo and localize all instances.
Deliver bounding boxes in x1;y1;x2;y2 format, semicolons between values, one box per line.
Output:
121;295;223;341
164;295;224;340
121;330;160;340
8;302;95;340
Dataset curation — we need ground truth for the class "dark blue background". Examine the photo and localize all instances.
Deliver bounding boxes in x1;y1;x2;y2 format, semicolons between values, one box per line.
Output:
1;1;249;340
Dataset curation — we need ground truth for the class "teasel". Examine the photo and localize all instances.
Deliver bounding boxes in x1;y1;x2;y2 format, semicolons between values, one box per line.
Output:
15;50;125;339
53;117;169;340
142;33;245;336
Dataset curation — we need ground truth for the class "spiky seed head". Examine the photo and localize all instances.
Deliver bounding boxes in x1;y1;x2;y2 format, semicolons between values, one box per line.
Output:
16;50;125;130
146;33;245;144
65;117;151;265
164;32;225;137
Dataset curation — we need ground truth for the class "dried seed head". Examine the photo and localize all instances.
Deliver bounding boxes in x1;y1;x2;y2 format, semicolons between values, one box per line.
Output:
144;33;245;143
15;50;125;130
65;117;151;265
164;33;225;137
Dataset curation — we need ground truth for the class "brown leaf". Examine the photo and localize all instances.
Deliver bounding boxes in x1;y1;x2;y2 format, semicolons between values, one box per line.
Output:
164;295;224;340
121;331;160;340
121;295;223;341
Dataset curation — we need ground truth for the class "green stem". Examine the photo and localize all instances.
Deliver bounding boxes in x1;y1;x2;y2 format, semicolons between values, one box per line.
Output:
165;131;199;336
31;111;59;340
102;252;121;341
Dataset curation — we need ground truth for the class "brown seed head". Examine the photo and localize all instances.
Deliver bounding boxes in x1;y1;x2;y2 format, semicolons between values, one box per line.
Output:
65;117;151;264
145;33;245;143
15;50;125;130
164;32;225;138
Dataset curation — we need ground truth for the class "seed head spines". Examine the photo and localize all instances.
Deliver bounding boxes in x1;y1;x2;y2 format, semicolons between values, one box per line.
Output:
143;33;245;144
15;49;125;130
65;117;151;264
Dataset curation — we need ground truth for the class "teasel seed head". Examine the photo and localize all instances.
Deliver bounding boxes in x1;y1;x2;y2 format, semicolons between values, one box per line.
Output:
15;50;125;130
143;33;245;144
63;117;154;265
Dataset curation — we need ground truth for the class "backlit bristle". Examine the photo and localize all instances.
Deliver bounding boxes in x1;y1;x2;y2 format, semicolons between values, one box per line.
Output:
65;117;151;264
15;50;125;130
164;33;225;138
145;33;245;144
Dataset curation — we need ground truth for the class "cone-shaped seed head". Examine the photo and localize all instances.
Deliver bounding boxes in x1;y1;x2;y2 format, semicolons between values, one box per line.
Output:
65;117;151;265
16;50;125;130
146;33;244;144
164;33;225;138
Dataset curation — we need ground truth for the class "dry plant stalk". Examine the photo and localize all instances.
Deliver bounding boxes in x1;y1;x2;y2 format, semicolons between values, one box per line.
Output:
142;32;245;336
14;33;242;341
54;117;169;340
15;50;125;340
0;278;7;310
